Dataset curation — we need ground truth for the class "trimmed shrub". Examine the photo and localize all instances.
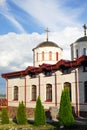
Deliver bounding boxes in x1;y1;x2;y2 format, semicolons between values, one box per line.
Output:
1;107;9;124
42;105;46;125
34;96;46;126
16;101;27;124
58;87;75;127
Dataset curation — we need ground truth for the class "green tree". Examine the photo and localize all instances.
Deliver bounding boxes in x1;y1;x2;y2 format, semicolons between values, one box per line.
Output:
16;101;27;124
42;105;46;125
1;107;9;124
58;87;74;127
34;96;46;126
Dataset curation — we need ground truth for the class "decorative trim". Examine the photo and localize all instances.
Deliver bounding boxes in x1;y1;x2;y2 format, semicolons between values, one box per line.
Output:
2;55;87;78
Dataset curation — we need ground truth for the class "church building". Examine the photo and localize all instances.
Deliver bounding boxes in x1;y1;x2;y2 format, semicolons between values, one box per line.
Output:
2;26;87;118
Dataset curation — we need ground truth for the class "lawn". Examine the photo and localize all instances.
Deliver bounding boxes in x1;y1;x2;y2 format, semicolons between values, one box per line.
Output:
0;120;87;130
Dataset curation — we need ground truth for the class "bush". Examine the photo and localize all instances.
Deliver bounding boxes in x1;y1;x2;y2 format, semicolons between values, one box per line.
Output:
1;107;9;124
34;96;46;126
16;101;27;124
42;105;46;125
58;87;75;127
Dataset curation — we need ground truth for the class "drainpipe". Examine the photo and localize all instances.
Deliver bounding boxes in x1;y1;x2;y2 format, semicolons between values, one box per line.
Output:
75;69;79;116
24;77;26;107
6;77;8;109
38;75;40;97
55;73;57;106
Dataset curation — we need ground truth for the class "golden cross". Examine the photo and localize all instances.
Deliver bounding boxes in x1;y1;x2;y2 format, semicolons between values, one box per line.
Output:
83;24;87;36
45;28;50;41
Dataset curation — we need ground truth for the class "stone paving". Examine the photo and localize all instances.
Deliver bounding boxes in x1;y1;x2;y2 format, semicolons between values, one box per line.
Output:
75;117;87;125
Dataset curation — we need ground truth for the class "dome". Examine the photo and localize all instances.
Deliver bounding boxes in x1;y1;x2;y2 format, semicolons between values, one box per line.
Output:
33;41;61;50
76;36;87;42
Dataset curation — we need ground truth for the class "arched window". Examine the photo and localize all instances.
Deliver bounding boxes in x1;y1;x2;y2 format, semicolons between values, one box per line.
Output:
46;84;52;101
32;85;36;101
84;81;87;102
14;86;18;100
76;49;78;58
83;48;86;55
49;51;52;60
36;52;38;61
56;52;58;61
64;82;71;101
42;51;44;61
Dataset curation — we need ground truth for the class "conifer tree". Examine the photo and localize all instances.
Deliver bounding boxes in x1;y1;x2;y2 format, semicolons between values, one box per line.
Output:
34;96;46;126
16;101;27;124
58;87;74;127
1;107;9;124
42;105;46;125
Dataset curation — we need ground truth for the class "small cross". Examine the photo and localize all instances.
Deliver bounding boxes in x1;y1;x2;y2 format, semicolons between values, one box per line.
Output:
83;24;87;36
45;28;50;41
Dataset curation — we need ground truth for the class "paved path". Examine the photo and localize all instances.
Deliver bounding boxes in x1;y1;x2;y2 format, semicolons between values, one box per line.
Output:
75;117;87;125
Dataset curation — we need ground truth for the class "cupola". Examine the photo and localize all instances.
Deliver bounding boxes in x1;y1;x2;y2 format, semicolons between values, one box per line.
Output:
71;24;87;60
33;28;63;67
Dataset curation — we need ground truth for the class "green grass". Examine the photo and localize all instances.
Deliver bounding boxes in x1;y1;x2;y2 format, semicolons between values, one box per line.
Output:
0;120;54;130
0;120;87;130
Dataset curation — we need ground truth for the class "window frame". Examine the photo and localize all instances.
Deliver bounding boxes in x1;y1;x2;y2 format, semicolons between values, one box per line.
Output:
46;84;52;102
84;81;87;103
83;48;86;56
42;51;44;61
49;51;52;61
76;49;78;58
56;52;58;61
32;85;36;101
14;86;18;101
64;82;71;101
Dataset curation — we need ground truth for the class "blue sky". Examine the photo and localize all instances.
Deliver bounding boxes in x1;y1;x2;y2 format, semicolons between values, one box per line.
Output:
0;0;87;34
0;0;87;94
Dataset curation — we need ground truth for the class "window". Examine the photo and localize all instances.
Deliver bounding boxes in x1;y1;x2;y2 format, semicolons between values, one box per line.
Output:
76;49;78;58
56;52;58;61
14;86;18;100
36;52;38;61
46;84;52;101
49;51;52;60
83;48;86;55
32;85;36;101
64;82;71;101
62;68;72;74
42;51;44;61
44;71;52;76
84;81;87;102
30;73;37;78
83;65;87;72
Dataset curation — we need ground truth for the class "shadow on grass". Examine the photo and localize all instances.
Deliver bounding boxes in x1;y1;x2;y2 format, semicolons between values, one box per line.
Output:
12;117;87;130
47;121;87;130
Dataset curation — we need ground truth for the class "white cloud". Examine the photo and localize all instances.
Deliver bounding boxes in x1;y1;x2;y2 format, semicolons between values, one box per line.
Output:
0;0;6;5
0;27;82;72
0;51;17;67
0;0;26;33
12;0;83;31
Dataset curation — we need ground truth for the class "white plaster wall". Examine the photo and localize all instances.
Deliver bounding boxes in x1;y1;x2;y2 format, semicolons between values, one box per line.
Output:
78;66;87;103
7;67;87;112
56;70;76;104
78;66;87;111
71;41;87;60
40;73;56;109
25;73;57;109
34;46;62;67
26;76;39;101
8;77;25;107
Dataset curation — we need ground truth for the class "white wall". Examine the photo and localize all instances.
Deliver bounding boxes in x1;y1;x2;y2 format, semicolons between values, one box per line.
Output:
33;46;62;67
71;41;87;60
